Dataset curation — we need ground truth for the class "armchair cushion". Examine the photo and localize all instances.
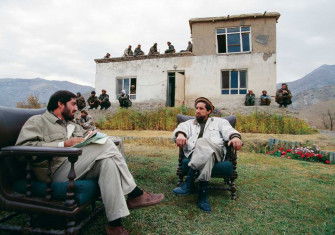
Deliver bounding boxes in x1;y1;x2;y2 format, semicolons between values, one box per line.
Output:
181;158;233;178
13;179;99;205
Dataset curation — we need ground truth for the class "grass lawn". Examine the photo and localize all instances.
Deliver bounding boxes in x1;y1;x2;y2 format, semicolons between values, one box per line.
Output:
81;140;335;234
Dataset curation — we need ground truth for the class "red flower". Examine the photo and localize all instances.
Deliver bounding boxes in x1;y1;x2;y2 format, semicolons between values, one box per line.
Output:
287;156;291;159
279;147;284;151
286;149;292;152
316;154;323;159
281;152;286;155
325;160;330;164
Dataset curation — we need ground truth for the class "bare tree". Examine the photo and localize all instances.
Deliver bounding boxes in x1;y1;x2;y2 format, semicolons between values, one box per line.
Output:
322;109;334;130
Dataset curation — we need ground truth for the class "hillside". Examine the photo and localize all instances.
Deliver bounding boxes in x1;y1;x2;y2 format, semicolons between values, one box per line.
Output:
279;64;335;94
0;78;94;107
277;64;335;110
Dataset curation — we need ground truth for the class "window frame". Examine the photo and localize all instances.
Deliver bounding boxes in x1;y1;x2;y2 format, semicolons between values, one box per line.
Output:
116;77;137;100
220;69;248;95
216;26;252;54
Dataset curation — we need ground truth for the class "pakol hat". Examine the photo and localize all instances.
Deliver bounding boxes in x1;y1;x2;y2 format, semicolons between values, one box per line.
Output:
195;97;215;112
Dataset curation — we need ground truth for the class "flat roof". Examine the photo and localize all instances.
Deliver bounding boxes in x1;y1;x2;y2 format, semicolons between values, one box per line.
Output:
189;12;280;28
95;52;194;64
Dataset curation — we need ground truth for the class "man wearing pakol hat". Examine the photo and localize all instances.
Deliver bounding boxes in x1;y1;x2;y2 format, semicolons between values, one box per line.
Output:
172;97;242;212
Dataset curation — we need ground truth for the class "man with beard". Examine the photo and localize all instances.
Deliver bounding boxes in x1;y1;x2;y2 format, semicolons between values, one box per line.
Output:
172;97;242;212
275;83;292;107
16;90;164;235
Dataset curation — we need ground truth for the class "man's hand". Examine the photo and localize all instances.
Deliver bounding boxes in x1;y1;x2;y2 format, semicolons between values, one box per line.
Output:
228;137;243;150
64;137;85;147
176;133;187;147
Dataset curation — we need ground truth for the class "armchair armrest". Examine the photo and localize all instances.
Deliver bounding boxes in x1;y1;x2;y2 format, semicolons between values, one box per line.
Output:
0;146;82;158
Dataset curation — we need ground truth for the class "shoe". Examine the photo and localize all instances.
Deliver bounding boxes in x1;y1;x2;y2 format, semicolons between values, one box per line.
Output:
197;181;211;212
173;168;195;195
105;226;130;235
127;191;164;209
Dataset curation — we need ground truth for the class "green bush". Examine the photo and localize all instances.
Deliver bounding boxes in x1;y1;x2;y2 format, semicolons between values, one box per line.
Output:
97;106;194;131
236;112;317;134
97;108;317;134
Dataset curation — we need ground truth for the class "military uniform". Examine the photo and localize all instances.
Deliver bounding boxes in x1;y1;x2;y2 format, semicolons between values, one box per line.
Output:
245;93;255;106
98;93;111;110
276;88;292;107
165;44;175;54
148;44;159;55
134;47;144;56
76;95;86;110
87;95;99;109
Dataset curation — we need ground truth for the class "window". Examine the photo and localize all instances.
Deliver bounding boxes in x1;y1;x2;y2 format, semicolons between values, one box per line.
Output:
221;70;247;94
116;78;137;99
216;26;251;54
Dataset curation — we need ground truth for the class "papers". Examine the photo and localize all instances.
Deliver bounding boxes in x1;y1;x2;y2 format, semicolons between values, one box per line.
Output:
73;131;108;148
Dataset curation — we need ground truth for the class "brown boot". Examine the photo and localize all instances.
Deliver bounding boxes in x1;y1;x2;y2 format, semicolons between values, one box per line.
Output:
127;191;164;209
105;225;130;235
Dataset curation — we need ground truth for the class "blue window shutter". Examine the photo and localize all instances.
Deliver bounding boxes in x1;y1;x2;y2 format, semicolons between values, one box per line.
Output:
227;34;241;52
242;33;250;52
231;71;238;88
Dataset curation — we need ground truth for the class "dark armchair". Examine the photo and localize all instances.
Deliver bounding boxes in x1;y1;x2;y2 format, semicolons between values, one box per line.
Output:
0;107;104;234
176;114;238;200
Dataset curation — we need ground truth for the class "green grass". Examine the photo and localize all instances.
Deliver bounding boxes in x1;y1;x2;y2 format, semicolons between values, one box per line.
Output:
80;142;335;234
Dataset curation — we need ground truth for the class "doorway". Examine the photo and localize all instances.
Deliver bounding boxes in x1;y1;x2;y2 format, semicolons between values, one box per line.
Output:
166;71;185;107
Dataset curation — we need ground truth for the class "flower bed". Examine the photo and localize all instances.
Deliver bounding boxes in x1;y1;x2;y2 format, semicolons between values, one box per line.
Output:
267;146;331;164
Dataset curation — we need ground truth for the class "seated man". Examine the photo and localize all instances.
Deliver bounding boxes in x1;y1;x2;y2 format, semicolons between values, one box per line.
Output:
118;90;132;108
244;90;255;106
98;89;111;110
172;97;242;212
260;90;271;105
180;41;192;52
76;110;96;130
87;91;99;109
123;45;133;57
15;90;164;235
148;43;159;55
134;44;144;56
76;92;86;111
164;41;175;54
276;83;292;107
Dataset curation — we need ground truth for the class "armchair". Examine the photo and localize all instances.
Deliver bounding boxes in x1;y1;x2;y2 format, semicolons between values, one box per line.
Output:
0;107;106;234
176;114;238;200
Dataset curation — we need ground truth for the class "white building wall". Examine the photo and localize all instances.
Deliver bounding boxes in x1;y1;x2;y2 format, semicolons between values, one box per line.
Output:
95;53;276;109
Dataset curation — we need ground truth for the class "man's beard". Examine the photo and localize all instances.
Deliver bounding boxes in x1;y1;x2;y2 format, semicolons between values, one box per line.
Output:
196;115;207;123
62;107;74;121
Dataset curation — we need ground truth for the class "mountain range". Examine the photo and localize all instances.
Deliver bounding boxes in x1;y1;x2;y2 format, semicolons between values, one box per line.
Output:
277;64;335;109
0;78;93;107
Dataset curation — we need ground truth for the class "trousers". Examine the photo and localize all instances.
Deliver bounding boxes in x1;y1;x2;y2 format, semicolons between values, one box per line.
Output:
53;137;137;221
188;138;223;182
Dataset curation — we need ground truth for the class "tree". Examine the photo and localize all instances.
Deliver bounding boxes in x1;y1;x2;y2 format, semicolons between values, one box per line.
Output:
322;109;334;131
16;95;42;109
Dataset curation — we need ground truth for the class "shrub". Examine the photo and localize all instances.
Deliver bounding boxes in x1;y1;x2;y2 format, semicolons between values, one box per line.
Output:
236;112;316;134
97;108;316;134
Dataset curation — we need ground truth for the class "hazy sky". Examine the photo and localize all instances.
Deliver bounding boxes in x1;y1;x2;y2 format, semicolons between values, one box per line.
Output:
0;0;334;86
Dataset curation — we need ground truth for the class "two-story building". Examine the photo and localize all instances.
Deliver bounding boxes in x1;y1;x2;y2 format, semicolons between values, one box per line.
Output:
94;12;280;108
